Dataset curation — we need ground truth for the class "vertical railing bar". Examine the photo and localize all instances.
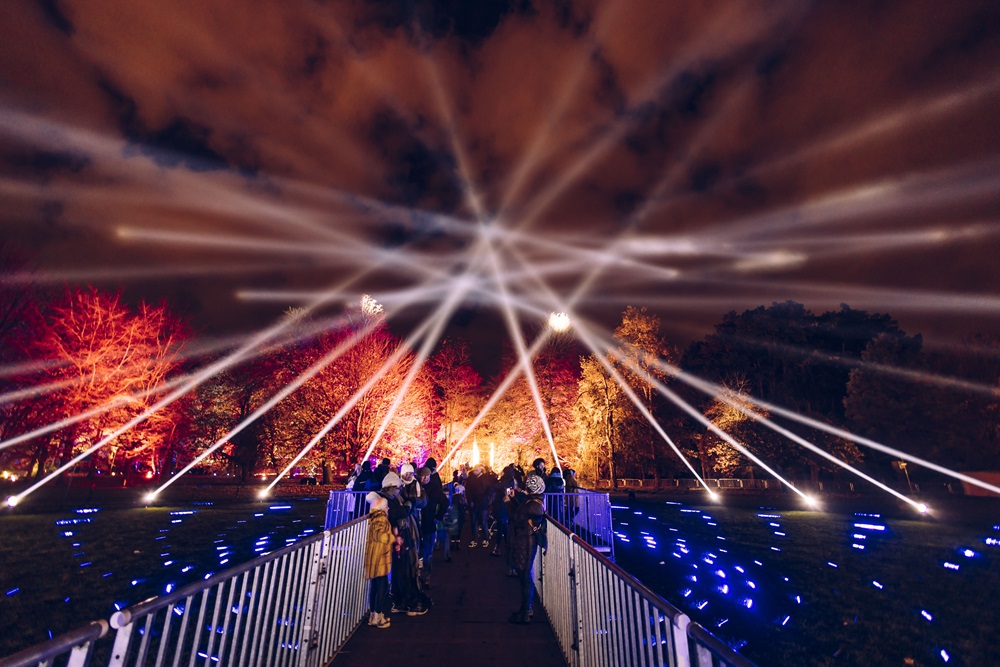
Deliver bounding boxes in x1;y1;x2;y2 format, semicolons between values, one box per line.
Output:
245;561;272;667
203;583;225;666
274;551;297;667
187;587;211;667
170;595;194;667
216;574;240;667
282;546;309;666
133;613;155;666
234;566;260;667
263;550;292;667
153;606;174;667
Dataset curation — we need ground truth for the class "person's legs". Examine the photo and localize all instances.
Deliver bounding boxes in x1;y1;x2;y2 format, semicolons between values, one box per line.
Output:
420;531;435;582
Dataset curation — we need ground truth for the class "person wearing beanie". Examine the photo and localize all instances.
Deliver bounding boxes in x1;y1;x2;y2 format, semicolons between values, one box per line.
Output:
367;457;391;490
364;491;392;629
382;470;427;616
506;473;547;624
545;467;564;494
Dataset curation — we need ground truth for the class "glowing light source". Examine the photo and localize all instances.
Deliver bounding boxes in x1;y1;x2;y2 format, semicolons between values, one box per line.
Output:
548;311;571;332
144;492;157;502
257;490;269;499
360;294;383;316
6;495;19;508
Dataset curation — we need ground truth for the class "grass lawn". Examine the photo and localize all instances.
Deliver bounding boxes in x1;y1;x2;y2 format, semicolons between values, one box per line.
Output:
613;498;1000;666
0;498;327;657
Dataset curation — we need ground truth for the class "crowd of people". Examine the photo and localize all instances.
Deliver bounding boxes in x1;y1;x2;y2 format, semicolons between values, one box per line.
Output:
351;456;579;628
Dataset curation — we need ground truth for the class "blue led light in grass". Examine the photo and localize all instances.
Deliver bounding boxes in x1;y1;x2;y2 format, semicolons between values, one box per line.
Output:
774;532;786;537
795;595;801;604
204;573;214;580
769;522;780;528
102;572;113;578
695;600;708;610
611;505;629;509
170;520;182;524
717;618;729;627
853;534;867;540
181;566;194;573
747;581;756;589
782;616;791;626
853;523;886;531
165;583;174;593
735;566;745;573
852;544;865;550
827;562;838;568
74;508;100;514
79;562;92;568
962;549;976;558
986;538;999;547
62;531;73;537
169;511;195;516
770;547;781;552
757;514;781;518
943;562;960;570
754;560;762;566
741;598;754;609
718;585;730;595
64;597;70;603
872;581;884;589
855;512;881;518
254;513;264;517
163;560;174;566
941;649;950;662
6;588;19;597
55;518;92;525
921;610;934;622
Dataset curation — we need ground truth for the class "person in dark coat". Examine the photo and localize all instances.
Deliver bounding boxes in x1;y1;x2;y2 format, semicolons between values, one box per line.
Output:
493;464;517;557
382;472;427;616
367;458;391;490
506;473;547;624
545;467;565;494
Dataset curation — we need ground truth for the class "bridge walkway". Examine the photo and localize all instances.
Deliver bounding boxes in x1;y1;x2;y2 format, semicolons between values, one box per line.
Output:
330;538;567;667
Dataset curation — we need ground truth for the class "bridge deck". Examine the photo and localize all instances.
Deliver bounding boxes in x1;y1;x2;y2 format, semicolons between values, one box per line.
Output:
330;539;567;666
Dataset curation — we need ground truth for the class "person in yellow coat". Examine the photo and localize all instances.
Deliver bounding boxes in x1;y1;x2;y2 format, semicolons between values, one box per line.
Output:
364;491;393;628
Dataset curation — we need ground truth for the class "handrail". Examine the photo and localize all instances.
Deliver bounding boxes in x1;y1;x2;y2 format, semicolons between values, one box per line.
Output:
109;515;366;628
539;516;756;667
0;621;108;667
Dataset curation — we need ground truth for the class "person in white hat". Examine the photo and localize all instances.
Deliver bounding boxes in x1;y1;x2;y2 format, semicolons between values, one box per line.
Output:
364;491;392;628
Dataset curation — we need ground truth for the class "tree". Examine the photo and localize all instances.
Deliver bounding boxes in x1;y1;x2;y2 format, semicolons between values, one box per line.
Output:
14;287;187;478
609;306;675;481
575;353;629;487
428;339;482;462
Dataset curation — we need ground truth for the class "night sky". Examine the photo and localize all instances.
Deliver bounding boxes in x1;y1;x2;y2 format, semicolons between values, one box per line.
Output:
2;0;1000;365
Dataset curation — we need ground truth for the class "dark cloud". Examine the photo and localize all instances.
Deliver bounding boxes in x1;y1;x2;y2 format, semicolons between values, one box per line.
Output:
7;150;90;180
97;78;258;175
368;108;462;213
38;0;74;35
355;0;533;47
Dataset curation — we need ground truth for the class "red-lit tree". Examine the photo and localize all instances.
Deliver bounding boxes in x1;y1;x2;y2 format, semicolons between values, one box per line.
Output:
428;339;482;462
16;287;187;478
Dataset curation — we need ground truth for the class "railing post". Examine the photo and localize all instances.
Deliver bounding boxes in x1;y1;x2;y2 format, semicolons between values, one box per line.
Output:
569;539;584;667
107;621;133;667
296;534;328;667
672;613;692;667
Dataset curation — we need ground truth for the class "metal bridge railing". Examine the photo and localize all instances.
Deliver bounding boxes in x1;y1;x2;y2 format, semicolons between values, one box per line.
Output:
0;516;371;667
536;517;756;667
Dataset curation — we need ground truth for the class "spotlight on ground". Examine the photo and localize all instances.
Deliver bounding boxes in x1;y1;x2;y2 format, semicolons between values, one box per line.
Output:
803;495;820;510
917;503;929;514
257;489;269;500
6;495;19;508
143;492;158;503
707;490;720;502
548;312;571;332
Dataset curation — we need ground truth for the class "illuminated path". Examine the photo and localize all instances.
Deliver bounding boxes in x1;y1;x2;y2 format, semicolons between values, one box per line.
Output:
331;541;565;666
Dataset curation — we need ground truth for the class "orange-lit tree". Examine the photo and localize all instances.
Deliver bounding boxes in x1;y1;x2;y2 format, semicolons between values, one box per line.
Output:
428;339;482;463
